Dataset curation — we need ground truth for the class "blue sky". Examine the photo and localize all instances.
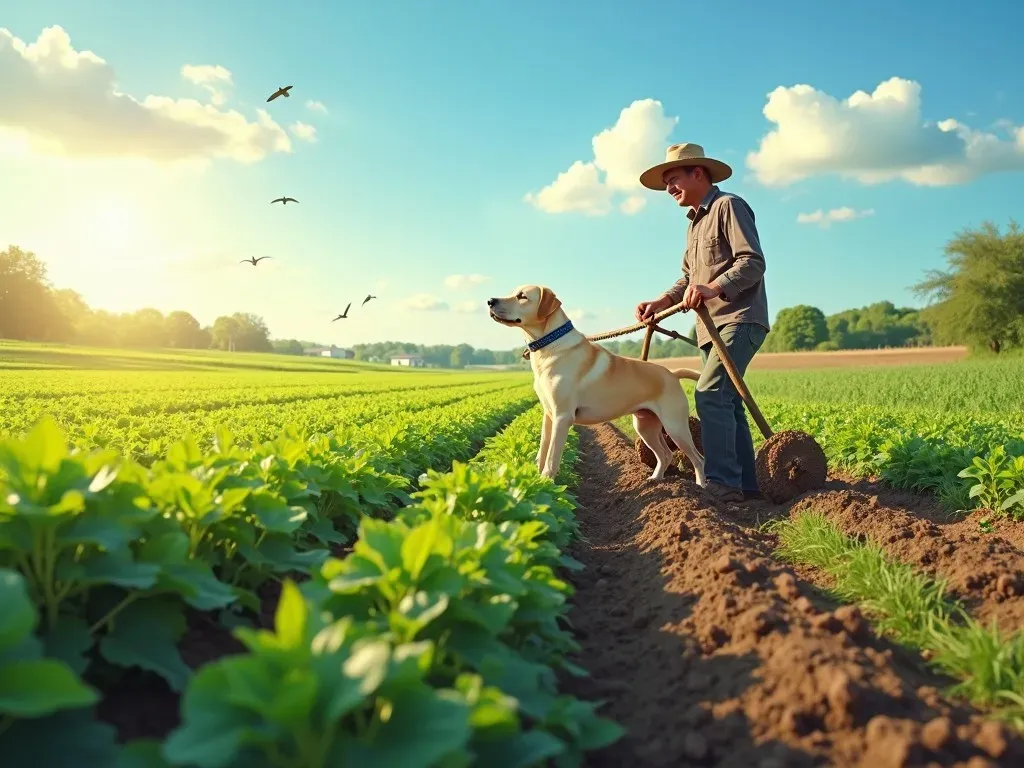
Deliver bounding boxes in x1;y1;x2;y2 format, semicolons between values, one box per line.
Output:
2;0;1023;350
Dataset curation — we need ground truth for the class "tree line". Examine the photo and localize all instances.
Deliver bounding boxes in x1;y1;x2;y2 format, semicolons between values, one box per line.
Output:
2;220;1021;362
0;246;273;352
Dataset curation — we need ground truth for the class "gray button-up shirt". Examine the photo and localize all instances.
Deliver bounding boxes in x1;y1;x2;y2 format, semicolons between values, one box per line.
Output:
662;185;770;348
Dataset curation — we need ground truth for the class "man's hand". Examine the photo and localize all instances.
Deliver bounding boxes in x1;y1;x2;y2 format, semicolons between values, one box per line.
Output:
635;295;673;323
682;283;722;309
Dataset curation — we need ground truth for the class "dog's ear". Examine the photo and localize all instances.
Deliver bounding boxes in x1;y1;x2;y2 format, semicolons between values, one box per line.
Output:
537;287;562;320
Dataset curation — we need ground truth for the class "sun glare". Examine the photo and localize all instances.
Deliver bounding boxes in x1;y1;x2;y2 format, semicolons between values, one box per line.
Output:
91;201;140;243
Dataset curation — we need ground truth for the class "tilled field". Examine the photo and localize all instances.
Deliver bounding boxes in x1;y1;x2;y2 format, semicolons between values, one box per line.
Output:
563;424;1024;768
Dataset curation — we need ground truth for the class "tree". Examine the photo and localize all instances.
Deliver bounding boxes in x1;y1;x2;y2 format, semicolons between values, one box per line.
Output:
449;343;474;368
121;308;167;348
212;313;272;352
272;339;305;355
913;220;1024;354
165;311;205;348
765;305;828;352
211;315;242;351
0;245;64;341
51;289;91;342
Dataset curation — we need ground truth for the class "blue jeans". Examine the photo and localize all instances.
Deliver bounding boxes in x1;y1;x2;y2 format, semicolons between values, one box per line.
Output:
695;322;767;492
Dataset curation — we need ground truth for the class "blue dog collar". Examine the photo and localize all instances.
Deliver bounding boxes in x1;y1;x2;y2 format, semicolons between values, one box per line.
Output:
527;320;575;352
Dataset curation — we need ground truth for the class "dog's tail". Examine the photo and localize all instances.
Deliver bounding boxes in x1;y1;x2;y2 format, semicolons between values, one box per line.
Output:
668;367;701;382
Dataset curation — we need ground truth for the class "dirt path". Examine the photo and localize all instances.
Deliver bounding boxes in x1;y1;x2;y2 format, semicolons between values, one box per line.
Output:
563;424;1022;767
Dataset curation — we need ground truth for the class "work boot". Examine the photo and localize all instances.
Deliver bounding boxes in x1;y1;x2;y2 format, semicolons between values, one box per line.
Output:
702;481;745;504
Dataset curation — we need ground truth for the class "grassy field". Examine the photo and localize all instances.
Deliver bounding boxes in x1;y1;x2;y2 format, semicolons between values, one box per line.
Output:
1;341;1023;763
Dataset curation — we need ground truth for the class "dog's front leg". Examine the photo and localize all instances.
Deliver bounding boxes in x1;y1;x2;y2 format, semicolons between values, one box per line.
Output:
540;413;573;480
537;410;553;472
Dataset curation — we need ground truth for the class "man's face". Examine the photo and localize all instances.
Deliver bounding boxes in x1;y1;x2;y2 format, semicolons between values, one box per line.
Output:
662;166;705;208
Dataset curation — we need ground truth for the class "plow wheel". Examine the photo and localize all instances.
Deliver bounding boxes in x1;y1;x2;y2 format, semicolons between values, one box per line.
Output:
634;416;703;477
754;430;828;503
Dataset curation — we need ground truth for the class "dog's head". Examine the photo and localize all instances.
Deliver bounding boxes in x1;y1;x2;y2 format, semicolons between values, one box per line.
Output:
487;284;565;334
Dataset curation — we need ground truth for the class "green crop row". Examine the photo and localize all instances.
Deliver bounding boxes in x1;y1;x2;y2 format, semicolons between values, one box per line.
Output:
0;369;474;400
744;356;1024;417
0;373;504;421
0;386;541;763
156;406;621;768
757;398;1024;516
0;379;532;466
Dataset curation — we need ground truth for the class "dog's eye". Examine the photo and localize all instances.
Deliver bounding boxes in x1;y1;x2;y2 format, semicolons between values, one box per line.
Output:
517;293;526;300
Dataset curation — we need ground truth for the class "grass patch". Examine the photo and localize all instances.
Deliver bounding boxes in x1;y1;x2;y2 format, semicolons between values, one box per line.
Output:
769;510;1024;731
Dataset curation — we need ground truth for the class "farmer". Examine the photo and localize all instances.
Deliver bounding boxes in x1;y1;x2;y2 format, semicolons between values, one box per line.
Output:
634;143;770;504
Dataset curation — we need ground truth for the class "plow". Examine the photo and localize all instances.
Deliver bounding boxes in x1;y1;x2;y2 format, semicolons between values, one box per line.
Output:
551;299;828;503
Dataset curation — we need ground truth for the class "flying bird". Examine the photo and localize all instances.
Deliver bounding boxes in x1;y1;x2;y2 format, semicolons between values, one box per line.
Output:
266;86;293;102
362;294;376;306
240;256;272;266
332;302;352;321
271;196;299;205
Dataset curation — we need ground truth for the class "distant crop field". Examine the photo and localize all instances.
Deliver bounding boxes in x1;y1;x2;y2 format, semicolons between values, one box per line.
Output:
653;344;969;371
0;339;414;373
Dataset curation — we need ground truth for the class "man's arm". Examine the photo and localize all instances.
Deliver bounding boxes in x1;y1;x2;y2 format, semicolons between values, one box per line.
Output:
661;249;691;304
711;197;766;300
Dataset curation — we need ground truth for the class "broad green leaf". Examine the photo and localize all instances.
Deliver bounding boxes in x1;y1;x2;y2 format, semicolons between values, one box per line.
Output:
342;686;471;768
0;568;35;654
57;515;137;551
471;730;566;768
57;552;161;590
394;591;450;639
99;597;191;692
44;616;94;676
274;580;307;649
342;640;392;697
576;713;627;751
401;517;453;581
117;739;174;768
326;555;384;592
358;518;406;571
0;709;121;768
157;561;237;611
0;659;98;716
3;415;67;475
247;493;307;534
162;664;272;768
452;595;517;635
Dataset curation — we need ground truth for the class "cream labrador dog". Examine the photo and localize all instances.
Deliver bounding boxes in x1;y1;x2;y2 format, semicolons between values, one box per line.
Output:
488;284;706;485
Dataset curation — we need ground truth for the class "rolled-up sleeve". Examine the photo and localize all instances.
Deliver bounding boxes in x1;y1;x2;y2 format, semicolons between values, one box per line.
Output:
712;198;765;300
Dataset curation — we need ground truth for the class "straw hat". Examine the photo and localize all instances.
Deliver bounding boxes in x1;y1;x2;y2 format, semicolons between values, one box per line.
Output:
639;142;732;190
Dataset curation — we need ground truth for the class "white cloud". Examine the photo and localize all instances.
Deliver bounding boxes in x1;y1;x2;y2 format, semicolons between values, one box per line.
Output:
524;98;678;216
0;25;291;165
796;207;875;228
306;100;328;115
181;64;233;106
402;293;448;311
746;76;1024;187
566;309;594;322
289;122;317;142
453;300;481;314
444;273;491;289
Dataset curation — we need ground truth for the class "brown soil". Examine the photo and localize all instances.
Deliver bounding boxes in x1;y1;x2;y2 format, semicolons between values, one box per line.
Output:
96;580;285;743
564;424;1023;767
652;346;968;371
